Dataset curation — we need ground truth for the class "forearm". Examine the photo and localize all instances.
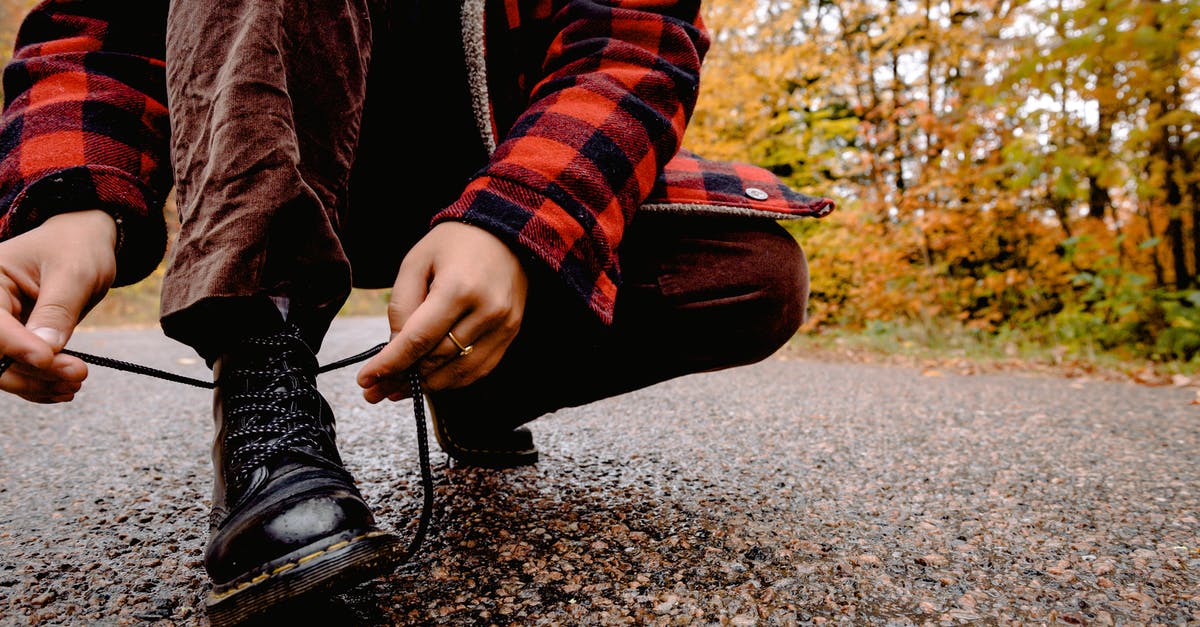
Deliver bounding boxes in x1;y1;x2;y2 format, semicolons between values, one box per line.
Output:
0;0;171;286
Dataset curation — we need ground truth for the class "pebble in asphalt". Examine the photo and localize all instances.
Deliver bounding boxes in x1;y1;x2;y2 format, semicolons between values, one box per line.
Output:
0;316;1197;625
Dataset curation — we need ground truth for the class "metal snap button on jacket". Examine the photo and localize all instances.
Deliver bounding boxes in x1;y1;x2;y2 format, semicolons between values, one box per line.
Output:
744;187;769;200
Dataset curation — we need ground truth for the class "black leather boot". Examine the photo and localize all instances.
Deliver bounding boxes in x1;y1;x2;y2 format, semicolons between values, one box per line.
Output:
203;325;404;625
425;394;539;469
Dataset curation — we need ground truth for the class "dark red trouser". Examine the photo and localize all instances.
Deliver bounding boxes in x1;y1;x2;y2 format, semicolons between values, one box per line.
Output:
160;0;809;428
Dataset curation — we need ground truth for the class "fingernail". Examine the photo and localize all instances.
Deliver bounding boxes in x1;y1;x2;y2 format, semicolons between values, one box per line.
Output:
31;327;64;348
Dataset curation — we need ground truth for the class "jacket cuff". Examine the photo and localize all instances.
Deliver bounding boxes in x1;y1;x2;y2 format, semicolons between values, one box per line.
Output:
1;166;167;287
432;175;618;325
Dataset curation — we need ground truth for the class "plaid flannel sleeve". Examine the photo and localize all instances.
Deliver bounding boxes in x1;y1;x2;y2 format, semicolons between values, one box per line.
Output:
0;1;171;287
432;0;709;325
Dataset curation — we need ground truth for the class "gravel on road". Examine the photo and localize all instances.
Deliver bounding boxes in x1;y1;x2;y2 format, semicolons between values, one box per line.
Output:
1;316;1197;625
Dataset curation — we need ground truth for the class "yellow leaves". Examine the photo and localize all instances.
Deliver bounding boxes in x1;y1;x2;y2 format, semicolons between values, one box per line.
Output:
690;0;1200;363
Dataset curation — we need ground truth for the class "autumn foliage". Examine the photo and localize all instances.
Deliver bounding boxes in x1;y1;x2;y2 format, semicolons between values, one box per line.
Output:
1;1;1199;364
687;0;1200;364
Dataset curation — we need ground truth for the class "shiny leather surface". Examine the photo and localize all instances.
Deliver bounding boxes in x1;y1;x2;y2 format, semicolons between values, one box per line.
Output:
204;332;376;585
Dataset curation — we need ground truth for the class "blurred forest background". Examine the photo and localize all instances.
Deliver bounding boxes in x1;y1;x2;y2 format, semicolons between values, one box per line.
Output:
1;0;1198;378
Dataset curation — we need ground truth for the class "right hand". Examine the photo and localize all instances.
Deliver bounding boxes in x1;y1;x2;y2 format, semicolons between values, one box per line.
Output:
0;210;117;403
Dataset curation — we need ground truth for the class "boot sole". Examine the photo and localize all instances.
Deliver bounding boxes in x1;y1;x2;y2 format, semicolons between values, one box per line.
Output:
427;396;539;469
205;528;405;626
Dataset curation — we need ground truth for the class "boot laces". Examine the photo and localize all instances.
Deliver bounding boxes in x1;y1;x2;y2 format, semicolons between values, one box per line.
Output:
1;335;435;565
222;329;334;486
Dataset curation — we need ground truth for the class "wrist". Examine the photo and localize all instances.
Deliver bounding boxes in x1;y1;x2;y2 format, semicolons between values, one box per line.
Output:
42;210;119;255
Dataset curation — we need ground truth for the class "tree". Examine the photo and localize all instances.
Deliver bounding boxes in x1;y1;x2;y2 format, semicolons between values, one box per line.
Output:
690;0;1200;362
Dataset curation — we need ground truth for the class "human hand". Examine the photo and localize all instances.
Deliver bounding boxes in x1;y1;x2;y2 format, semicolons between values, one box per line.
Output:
0;210;117;403
357;221;528;403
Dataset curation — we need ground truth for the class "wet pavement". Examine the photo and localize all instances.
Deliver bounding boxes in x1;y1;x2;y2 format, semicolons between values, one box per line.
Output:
1;316;1197;625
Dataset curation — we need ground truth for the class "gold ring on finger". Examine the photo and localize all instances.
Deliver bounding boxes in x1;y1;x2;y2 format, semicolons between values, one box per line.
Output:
447;331;474;357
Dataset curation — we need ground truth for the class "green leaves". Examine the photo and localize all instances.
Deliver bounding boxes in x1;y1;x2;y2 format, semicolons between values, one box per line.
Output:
688;0;1200;365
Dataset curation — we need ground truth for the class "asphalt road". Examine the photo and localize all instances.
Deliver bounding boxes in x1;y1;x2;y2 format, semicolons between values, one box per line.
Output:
1;316;1197;625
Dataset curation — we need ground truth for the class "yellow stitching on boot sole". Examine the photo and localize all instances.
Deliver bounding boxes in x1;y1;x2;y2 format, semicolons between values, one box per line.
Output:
208;531;387;602
298;540;348;564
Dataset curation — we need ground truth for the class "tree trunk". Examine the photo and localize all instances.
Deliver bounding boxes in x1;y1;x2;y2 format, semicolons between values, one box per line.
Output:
1189;177;1200;286
1087;175;1110;221
1167;213;1189;289
1148;1;1191;288
1085;63;1113;221
1142;202;1166;286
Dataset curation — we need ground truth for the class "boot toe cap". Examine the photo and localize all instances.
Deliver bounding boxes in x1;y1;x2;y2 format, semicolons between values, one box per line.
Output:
263;495;358;543
206;491;375;584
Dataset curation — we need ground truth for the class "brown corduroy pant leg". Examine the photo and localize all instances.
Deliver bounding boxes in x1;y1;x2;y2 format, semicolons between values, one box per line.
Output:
161;0;375;356
158;0;809;425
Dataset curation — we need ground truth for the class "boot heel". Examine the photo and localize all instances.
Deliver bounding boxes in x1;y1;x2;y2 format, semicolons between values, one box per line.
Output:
426;395;539;468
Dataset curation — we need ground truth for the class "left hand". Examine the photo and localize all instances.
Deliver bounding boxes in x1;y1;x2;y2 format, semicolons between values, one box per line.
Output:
357;221;528;403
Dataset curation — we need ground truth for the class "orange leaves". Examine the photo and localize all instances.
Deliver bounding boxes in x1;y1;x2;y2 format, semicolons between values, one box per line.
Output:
687;0;1200;363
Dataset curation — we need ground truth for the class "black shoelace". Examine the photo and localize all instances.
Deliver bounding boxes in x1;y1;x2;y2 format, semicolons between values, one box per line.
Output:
0;345;435;566
222;332;351;486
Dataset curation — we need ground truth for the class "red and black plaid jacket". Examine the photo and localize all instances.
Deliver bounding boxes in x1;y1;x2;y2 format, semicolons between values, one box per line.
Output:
0;0;833;324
